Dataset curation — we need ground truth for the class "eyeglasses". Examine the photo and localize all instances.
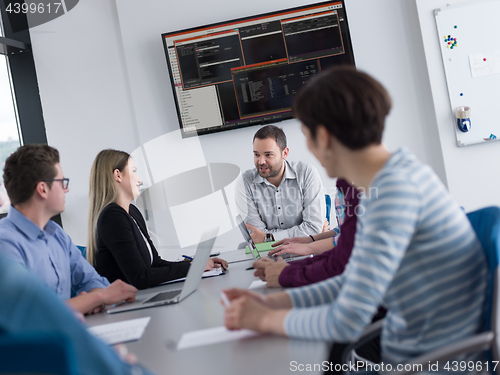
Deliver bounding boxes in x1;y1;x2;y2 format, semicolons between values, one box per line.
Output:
43;178;70;189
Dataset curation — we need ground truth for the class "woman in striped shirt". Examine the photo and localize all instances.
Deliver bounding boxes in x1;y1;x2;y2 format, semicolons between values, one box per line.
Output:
223;67;486;370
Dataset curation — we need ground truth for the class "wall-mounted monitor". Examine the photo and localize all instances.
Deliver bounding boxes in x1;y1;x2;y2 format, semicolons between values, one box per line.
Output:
161;1;355;137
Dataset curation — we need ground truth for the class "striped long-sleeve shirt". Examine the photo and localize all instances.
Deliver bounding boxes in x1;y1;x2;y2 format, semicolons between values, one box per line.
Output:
284;148;487;365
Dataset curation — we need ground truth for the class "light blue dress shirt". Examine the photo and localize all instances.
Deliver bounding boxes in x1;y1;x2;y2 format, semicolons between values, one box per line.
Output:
0;207;109;299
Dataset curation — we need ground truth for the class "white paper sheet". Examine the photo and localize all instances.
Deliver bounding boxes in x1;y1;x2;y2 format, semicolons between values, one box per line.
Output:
177;326;259;350
161;268;225;285
88;317;151;345
469;51;500;78
248;279;267;289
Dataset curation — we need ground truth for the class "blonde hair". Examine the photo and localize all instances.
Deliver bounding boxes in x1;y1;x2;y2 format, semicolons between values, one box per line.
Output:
87;149;130;266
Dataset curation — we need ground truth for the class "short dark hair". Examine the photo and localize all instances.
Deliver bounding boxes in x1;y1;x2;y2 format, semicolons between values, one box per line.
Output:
293;66;391;150
3;144;60;206
253;125;287;152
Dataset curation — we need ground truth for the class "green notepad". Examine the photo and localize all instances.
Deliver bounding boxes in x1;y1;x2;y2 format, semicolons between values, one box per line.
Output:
245;241;279;254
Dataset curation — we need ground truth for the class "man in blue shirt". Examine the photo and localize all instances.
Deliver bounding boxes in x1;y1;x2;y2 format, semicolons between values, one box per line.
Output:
0;144;137;314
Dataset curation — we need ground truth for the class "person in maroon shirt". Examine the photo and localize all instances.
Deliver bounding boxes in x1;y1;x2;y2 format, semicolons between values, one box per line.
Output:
253;178;359;287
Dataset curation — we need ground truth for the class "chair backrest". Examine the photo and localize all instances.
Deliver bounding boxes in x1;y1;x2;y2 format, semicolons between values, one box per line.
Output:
466;206;500;365
76;246;87;258
0;333;78;375
72;246;87;297
325;194;332;225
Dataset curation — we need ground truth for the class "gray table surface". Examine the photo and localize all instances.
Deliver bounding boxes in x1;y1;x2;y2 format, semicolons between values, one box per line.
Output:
85;250;328;375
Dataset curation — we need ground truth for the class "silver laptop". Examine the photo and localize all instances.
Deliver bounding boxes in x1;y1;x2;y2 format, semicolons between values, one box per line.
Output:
235;215;311;262
107;227;219;314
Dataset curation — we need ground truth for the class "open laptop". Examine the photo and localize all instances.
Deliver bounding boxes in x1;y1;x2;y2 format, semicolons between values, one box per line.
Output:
235;215;311;262
107;227;219;314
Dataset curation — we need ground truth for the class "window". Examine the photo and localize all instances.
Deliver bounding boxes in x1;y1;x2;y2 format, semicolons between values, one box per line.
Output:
0;53;21;214
0;8;47;216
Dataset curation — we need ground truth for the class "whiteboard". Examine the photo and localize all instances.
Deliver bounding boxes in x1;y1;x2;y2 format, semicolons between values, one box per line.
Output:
435;0;500;147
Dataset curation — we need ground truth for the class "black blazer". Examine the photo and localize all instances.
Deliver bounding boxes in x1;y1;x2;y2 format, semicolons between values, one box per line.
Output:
95;203;190;289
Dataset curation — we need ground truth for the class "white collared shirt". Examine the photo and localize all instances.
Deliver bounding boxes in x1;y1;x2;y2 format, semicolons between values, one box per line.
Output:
236;160;325;241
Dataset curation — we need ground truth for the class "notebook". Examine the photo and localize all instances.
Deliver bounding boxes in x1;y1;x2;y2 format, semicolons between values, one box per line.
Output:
235;215;311;262
88;317;151;345
107;227;219;314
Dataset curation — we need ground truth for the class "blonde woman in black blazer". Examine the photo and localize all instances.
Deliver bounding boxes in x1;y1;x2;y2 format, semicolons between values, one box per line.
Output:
87;149;227;289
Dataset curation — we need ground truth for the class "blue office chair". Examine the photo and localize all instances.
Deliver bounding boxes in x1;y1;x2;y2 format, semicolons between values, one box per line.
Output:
0;332;78;375
76;245;87;258
342;206;500;374
71;246;88;297
325;194;332;225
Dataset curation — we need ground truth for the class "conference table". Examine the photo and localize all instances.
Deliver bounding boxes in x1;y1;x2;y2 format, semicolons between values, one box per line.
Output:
85;250;329;375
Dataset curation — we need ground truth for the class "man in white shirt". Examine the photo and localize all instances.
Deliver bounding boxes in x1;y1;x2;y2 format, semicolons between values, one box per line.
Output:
237;125;325;243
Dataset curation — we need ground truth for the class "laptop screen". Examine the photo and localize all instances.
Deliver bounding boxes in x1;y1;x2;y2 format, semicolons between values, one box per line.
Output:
236;215;261;260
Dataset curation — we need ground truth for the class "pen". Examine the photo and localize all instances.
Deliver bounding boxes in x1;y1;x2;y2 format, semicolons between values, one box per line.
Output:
182;255;193;261
245;266;254;271
220;291;230;307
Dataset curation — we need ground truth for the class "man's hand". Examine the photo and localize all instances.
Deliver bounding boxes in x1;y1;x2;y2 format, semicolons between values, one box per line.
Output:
246;223;266;244
78;291;104;315
263;258;289;288
97;280;137;305
68;280;137;315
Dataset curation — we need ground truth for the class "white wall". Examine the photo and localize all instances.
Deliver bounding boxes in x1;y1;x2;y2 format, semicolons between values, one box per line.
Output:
417;0;500;211
28;0;450;257
29;0;139;246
